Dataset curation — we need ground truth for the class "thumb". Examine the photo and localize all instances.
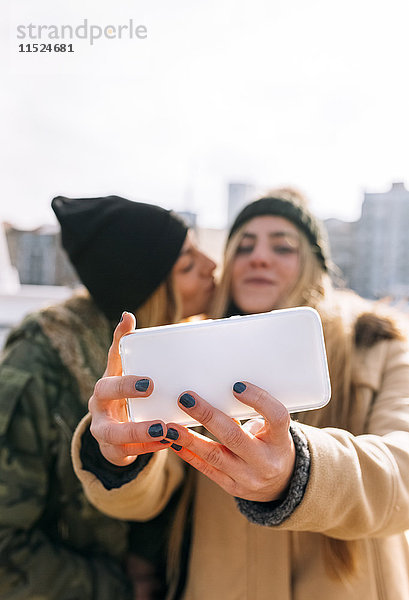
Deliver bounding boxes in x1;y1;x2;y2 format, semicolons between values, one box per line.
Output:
104;311;136;377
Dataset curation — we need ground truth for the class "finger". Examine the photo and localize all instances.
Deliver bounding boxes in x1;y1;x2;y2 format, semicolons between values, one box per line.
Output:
92;415;169;466
176;391;254;460
241;417;266;436
169;442;238;495
99;438;169;466
90;376;154;410
104;312;136;377
90;416;167;447
166;424;238;470
232;381;291;442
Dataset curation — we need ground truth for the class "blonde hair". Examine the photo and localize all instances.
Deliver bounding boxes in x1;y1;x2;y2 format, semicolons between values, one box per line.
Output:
210;204;363;581
133;275;183;329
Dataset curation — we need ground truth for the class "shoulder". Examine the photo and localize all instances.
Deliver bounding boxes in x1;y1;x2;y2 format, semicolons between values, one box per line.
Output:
326;289;408;348
0;316;63;438
354;307;408;349
1;302;76;392
330;291;409;386
3;312;59;369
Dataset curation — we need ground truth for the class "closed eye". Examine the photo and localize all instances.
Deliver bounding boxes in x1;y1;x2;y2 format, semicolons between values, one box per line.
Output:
273;245;298;255
180;261;195;273
236;245;254;254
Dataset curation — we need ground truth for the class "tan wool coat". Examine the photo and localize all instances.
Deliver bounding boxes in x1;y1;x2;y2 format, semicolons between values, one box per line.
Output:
72;312;409;600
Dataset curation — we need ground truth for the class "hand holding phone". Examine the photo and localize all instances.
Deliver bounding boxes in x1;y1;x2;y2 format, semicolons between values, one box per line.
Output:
120;307;331;427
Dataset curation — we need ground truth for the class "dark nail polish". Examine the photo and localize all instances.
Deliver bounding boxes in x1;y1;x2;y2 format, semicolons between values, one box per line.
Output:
135;378;150;392
233;382;246;394
148;423;163;437
179;393;196;409
166;428;179;441
160;439;170;444
171;443;182;451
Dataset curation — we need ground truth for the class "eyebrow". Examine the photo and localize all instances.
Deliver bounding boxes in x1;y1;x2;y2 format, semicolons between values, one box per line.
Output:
240;231;298;240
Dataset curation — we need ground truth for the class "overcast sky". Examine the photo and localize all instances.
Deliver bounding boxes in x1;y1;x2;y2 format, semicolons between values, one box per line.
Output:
2;0;408;229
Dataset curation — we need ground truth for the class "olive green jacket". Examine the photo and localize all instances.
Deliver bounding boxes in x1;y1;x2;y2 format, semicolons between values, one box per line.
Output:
0;293;133;599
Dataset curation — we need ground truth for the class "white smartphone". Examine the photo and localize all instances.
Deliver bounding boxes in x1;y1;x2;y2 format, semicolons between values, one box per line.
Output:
119;307;331;427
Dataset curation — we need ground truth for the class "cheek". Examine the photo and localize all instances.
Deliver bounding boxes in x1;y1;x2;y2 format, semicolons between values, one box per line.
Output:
231;257;246;281
178;273;202;304
281;256;301;286
231;259;249;300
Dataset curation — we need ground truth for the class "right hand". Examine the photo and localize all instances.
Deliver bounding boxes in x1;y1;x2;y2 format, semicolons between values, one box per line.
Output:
88;312;170;466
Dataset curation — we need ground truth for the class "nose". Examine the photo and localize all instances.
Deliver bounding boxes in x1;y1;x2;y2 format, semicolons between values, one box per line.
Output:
249;243;272;267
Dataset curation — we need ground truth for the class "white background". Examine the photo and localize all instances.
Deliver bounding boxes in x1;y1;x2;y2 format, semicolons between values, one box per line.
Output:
2;0;409;229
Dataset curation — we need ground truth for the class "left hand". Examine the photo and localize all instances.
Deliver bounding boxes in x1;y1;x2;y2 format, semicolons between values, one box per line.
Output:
165;382;296;502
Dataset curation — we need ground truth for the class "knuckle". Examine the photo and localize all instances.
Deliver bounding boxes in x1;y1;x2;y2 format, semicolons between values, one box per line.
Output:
90;420;105;444
178;433;193;450
101;443;126;462
223;427;244;449
246;474;264;494
275;405;291;430
117;376;129;399
226;478;240;497
91;378;104;400
127;425;144;444
199;461;215;479
99;422;115;445
260;465;277;484
254;387;271;407
180;451;195;465
88;393;96;412
205;445;223;469
126;441;145;455
93;377;106;400
89;421;98;439
197;404;214;427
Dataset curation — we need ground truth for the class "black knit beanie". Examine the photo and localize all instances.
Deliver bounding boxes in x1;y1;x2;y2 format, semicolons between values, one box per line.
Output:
52;196;188;321
228;193;329;271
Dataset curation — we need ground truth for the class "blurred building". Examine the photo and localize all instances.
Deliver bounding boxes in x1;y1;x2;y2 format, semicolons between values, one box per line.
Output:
0;224;71;349
324;218;356;288
325;182;409;301
227;182;255;227
5;224;79;287
352;182;409;299
177;210;197;229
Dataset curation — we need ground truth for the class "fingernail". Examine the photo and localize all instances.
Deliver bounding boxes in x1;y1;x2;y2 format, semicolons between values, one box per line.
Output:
233;382;246;394
120;312;125;322
148;423;163;437
135;378;150;392
160;439;170;444
171;443;182;451
165;427;179;441
179;393;196;409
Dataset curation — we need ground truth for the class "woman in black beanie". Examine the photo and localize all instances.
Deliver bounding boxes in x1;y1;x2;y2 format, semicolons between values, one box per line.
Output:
73;188;409;600
51;195;216;325
0;195;215;600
